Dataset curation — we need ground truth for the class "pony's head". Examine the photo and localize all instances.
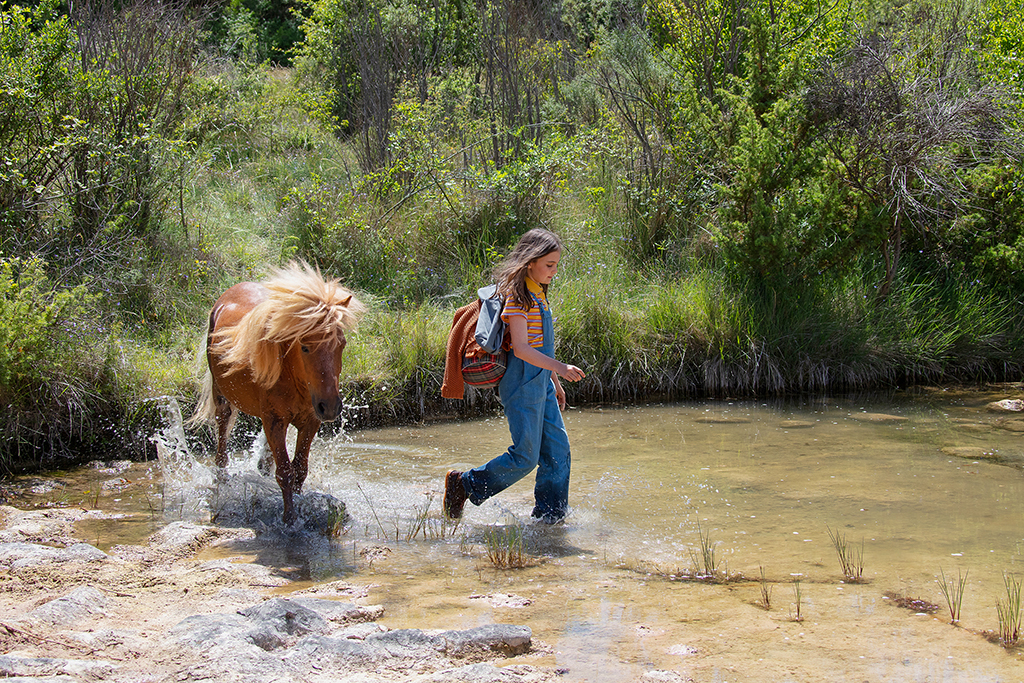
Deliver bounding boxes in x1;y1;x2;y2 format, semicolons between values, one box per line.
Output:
214;261;366;421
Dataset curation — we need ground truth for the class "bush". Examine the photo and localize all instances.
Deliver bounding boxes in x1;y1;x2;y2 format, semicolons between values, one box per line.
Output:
0;258;111;468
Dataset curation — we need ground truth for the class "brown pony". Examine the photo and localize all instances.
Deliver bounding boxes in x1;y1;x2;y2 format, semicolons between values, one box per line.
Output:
192;261;366;524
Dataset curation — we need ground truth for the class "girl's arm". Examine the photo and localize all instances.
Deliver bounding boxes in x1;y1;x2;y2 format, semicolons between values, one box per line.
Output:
507;315;585;382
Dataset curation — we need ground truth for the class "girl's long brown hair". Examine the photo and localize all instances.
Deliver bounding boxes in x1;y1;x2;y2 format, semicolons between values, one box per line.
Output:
493;228;564;309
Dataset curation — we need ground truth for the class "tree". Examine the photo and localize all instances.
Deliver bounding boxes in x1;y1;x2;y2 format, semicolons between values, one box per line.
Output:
806;10;1011;298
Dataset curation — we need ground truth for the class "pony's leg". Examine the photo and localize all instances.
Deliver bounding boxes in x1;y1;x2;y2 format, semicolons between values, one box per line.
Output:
263;416;296;524
213;392;238;470
291;418;320;495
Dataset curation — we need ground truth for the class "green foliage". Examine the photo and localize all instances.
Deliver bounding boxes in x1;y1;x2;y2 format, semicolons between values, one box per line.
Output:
0;258;134;468
949;162;1024;292
2;0;1024;470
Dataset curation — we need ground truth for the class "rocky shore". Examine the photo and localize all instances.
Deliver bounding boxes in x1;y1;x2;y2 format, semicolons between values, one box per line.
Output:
0;506;582;683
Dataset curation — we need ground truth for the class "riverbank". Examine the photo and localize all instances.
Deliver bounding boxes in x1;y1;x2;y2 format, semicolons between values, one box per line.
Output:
0;505;585;683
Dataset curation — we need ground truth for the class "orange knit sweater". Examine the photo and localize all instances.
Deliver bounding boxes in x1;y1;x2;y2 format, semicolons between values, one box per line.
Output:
441;299;481;399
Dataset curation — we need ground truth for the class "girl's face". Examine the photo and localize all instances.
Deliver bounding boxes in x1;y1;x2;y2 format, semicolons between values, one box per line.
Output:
527;250;561;285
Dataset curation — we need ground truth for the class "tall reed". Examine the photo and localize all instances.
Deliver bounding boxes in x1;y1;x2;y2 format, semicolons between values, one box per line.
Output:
758;565;772;610
997;573;1022;647
826;525;864;583
937;568;969;625
688;518;721;580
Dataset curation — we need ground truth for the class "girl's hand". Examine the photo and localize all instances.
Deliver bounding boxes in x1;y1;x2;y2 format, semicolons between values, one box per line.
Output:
554;380;567;410
559;363;585;382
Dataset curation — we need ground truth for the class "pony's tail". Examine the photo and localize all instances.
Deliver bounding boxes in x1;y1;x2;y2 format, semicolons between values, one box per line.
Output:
187;366;216;429
186;314;217;429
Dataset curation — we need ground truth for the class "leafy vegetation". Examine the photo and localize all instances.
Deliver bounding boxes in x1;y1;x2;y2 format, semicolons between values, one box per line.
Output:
0;0;1022;470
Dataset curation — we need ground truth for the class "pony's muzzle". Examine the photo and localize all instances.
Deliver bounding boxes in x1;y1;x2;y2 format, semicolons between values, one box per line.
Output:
315;394;343;422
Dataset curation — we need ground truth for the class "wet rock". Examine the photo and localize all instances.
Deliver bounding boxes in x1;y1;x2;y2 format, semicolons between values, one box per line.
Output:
469;593;534;608
986;399;1024;413
847;413;909;424
170;598;532;681
0;507;86;545
778;420;815;429
209;473;348;536
940;447;999;461
0;541;106;569
0;653;117;679
31;586;108;625
995;417;1024;433
27;479;65;495
286;596;385;623
87;460;132;475
149;521;219;555
440;624;532;656
101;477;132;491
955;423;992;434
285;624;532;666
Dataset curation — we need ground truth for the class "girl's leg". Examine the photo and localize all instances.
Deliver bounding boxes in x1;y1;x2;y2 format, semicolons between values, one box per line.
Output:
462;396;545;504
532;387;571;522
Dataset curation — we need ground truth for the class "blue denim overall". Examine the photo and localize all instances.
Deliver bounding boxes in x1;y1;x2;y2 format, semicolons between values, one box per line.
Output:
462;293;571;522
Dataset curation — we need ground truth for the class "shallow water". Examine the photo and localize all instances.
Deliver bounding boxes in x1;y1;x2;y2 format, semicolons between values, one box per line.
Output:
8;389;1024;681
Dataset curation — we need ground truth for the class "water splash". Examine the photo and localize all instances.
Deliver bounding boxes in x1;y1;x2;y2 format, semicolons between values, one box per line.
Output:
148;396;216;522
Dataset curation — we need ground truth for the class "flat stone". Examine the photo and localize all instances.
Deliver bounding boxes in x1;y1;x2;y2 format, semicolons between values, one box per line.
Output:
848;413;909;423
0;654;117;678
940;447;999;461
0;542;106;570
995;418;1024;433
31;586;108;625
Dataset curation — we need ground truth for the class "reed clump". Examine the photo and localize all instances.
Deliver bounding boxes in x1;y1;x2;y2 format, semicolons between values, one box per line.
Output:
826;525;864;583
937;568;969;624
791;578;804;622
997;573;1022;647
482;518;527;569
688;519;724;581
758;565;772;610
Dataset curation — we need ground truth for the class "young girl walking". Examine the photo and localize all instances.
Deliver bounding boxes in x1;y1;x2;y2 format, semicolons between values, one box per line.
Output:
444;228;585;524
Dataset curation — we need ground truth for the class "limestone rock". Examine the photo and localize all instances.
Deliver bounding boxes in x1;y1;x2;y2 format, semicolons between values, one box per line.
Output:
31;586;108;625
986;399;1024;413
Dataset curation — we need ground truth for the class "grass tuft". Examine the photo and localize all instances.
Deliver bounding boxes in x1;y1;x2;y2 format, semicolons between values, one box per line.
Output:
483;517;527;569
997;573;1022;647
937;568;969;625
826;525;864;583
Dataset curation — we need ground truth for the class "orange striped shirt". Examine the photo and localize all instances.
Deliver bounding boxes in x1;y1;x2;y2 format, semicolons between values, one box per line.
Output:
502;278;547;348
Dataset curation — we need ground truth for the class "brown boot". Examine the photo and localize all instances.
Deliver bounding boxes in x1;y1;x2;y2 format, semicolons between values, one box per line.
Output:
443;470;469;519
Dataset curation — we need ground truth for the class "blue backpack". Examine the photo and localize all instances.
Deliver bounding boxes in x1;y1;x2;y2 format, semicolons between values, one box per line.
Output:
474;284;504;353
462;285;507;388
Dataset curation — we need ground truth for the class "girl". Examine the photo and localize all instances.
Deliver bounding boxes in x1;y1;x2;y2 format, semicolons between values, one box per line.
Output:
444;228;585;524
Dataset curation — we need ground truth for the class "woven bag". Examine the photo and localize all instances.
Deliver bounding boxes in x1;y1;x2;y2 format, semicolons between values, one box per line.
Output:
461;347;507;388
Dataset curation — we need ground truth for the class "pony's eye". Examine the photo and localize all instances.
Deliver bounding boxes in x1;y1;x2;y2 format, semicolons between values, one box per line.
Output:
301;345;310;353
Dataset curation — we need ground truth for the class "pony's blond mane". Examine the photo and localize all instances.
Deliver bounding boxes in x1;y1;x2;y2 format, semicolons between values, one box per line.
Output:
211;261;366;388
